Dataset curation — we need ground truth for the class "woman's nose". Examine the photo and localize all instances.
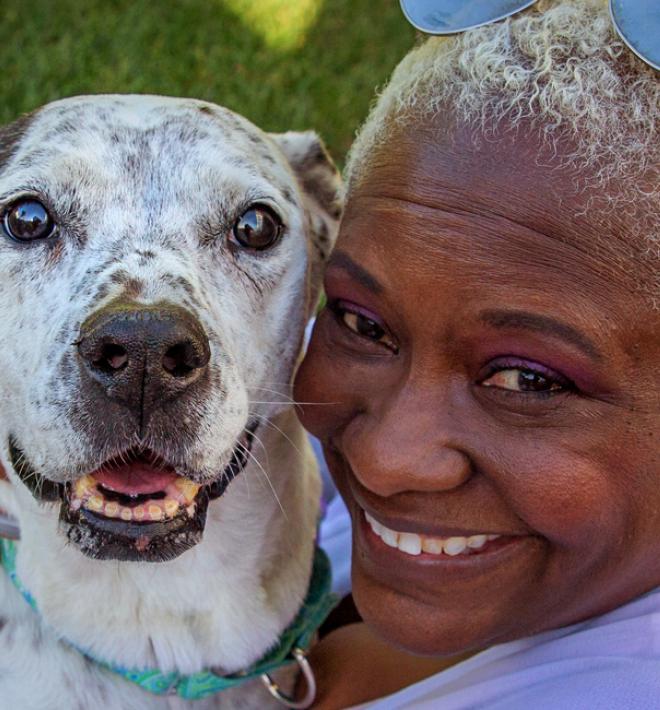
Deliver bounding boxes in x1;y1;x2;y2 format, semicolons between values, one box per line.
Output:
342;385;472;497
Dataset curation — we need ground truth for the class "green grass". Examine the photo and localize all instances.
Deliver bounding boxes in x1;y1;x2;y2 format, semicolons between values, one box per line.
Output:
0;0;416;165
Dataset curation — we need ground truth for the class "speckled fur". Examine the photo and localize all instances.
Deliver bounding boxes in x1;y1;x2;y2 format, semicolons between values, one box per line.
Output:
0;95;342;709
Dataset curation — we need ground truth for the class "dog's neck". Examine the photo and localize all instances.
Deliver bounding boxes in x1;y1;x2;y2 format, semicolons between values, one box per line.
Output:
1;409;321;676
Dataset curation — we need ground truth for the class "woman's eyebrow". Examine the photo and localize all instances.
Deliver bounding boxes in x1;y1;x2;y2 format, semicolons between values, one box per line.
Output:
479;309;602;360
326;250;383;293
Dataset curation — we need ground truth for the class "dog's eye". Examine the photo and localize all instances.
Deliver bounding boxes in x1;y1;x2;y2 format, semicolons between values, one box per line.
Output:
3;199;56;242
232;206;282;251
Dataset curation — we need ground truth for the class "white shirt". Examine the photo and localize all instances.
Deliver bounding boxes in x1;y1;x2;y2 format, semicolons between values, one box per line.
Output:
351;586;660;709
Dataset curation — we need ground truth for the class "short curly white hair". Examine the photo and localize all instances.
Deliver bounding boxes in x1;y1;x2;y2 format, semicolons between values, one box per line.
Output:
346;0;658;287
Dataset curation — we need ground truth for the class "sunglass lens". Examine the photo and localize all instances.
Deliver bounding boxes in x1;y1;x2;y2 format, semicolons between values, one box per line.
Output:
610;0;659;71
400;0;538;34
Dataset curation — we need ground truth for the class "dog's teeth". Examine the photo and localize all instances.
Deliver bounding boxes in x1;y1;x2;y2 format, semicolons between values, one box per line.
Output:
174;479;201;502
74;475;96;499
148;505;163;521
87;495;104;512
74;476;191;522
164;499;179;517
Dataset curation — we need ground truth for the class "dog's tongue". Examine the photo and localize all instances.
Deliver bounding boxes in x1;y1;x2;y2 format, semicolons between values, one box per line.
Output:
93;461;178;495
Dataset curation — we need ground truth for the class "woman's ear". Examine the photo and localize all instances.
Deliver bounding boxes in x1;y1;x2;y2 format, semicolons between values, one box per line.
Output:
269;131;344;315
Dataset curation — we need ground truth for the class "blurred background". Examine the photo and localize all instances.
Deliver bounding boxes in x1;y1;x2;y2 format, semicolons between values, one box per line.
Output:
1;0;416;167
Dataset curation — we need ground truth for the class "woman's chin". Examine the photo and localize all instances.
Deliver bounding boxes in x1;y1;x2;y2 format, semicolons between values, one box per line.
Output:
351;572;492;657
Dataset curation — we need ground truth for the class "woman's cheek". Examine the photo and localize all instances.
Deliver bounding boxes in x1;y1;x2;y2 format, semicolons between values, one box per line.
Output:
294;334;352;438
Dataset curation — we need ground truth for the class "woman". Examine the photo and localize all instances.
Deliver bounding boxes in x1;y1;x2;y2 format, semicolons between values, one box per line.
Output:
296;0;659;707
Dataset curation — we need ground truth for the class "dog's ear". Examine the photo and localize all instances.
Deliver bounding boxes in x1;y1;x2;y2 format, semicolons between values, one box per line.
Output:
270;131;343;315
0;111;36;169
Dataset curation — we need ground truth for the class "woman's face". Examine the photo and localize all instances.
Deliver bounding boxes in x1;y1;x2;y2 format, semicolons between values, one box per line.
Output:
295;119;660;655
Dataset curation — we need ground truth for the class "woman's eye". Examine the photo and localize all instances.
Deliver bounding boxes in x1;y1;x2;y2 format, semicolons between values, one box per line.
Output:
3;199;56;242
332;303;397;352
481;367;565;394
231;205;282;251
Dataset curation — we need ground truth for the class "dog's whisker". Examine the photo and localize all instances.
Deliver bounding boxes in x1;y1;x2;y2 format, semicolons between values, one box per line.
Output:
238;441;287;520
249;400;341;406
246;382;293;389
246;385;293;394
249;413;304;458
247;382;343;407
246;392;294;403
292;400;344;406
246;386;297;403
247;401;298;406
244;429;271;472
245;428;268;459
240;463;252;499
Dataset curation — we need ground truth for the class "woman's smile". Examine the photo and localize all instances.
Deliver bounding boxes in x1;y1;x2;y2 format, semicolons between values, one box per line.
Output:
328;443;546;610
362;512;507;557
358;509;538;585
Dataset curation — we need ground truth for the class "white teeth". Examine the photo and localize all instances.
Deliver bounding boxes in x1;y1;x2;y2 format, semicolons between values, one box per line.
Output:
365;511;501;557
368;515;384;536
467;534;488;549
421;537;444;554
381;527;399;548
398;532;422;555
443;537;467;556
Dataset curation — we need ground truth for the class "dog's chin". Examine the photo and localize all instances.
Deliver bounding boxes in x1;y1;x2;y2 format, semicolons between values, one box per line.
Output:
61;493;211;562
8;423;257;562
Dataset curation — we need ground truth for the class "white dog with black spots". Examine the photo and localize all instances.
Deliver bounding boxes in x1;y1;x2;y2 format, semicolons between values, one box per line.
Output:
0;94;342;709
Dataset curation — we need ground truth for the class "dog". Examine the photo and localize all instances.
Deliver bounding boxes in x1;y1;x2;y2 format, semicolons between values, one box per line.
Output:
0;94;341;708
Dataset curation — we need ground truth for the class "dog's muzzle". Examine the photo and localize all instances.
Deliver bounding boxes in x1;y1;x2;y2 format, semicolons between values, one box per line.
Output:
8;423;258;562
7;301;257;562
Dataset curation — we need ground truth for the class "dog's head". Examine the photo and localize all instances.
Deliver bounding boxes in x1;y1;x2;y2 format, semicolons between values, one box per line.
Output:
0;95;341;562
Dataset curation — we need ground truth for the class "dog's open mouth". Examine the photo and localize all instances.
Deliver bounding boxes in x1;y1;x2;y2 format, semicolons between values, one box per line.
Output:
67;453;203;524
8;422;257;562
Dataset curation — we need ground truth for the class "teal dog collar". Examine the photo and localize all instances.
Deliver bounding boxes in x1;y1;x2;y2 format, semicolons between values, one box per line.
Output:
1;538;336;704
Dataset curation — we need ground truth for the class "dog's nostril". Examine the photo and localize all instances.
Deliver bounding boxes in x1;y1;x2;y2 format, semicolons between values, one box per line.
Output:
162;342;200;378
78;304;211;412
93;343;129;373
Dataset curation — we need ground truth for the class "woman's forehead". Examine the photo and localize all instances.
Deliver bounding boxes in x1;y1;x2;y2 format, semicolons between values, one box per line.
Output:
343;117;656;301
332;118;659;373
353;119;610;230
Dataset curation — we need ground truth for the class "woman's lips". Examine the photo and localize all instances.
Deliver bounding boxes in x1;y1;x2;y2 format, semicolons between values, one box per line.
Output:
364;510;502;557
355;506;538;585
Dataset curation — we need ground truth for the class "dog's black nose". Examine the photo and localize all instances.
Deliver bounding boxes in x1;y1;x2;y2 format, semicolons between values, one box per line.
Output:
77;302;210;419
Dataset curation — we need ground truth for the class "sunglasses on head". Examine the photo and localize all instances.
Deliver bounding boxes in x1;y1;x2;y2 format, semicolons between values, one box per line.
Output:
400;0;659;71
